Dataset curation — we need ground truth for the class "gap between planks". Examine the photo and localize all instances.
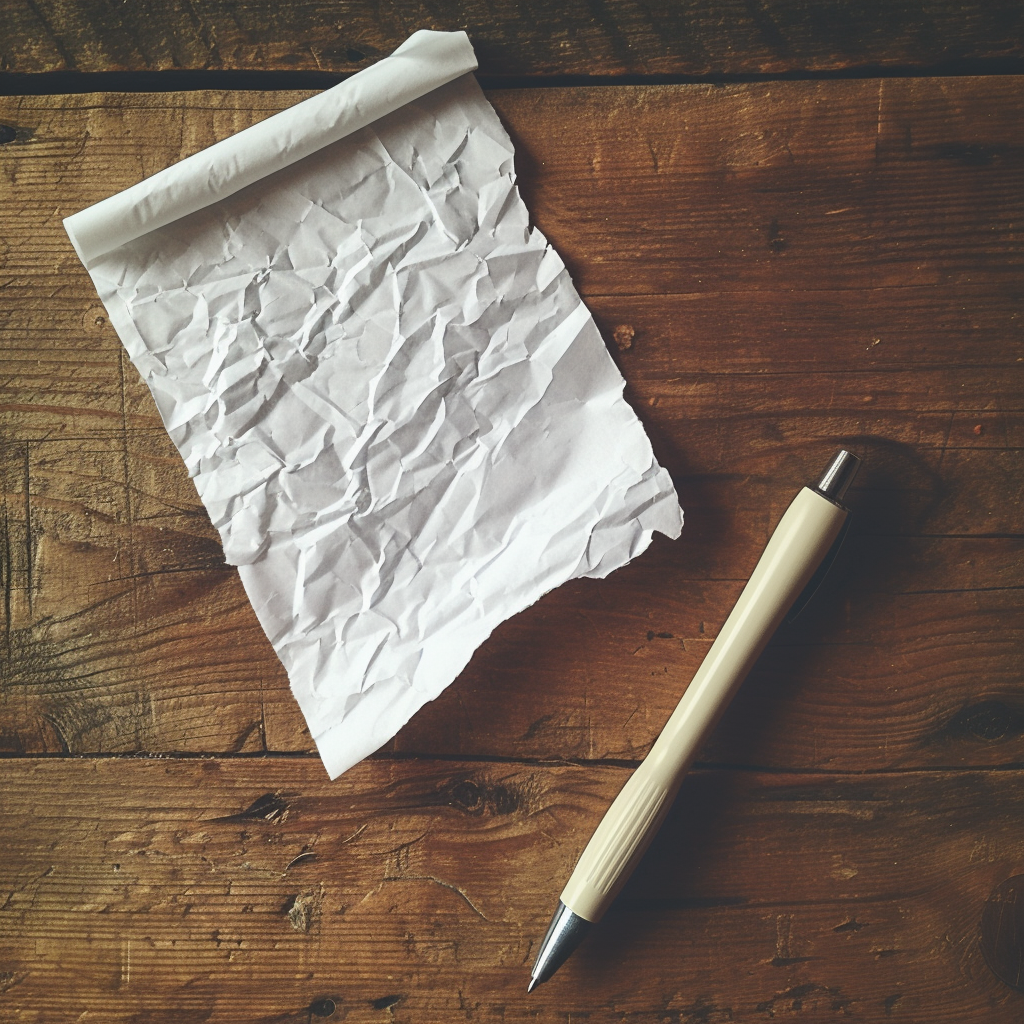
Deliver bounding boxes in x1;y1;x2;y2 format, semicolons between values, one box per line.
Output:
6;749;1024;776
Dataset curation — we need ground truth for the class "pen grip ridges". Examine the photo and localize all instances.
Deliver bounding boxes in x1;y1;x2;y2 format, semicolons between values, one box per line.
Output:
585;775;670;895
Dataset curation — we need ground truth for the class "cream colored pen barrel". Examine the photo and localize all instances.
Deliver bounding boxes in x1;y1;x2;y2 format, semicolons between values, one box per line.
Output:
560;486;848;923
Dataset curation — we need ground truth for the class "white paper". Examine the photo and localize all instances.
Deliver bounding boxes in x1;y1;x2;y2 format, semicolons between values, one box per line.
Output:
66;31;683;778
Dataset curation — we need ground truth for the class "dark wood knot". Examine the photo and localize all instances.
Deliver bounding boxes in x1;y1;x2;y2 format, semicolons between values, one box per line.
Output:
945;700;1024;742
443;778;523;816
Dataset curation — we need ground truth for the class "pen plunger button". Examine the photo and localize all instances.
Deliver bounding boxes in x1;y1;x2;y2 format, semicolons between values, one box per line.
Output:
815;450;860;503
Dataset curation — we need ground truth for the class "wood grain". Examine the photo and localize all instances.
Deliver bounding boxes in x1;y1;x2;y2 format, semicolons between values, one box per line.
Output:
495;78;1024;295
1;65;1023;1024
1;0;1022;77
0;79;1021;767
1;757;1023;1021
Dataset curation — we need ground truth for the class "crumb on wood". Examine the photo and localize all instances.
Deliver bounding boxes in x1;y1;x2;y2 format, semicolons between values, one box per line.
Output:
287;892;318;932
612;324;635;350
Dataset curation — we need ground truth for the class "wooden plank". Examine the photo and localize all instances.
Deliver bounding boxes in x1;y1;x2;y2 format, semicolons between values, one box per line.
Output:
4;515;1023;769
1;758;1023;1021
1;0;1022;77
3;500;1023;770
390;558;1024;768
494;77;1024;295
0;80;1020;766
4;80;1023;298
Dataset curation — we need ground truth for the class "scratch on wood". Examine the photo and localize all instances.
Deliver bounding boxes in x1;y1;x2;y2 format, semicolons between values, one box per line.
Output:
257;665;268;752
875;79;885;161
522;714;554;741
383;874;490;922
230;720;263;753
40;714;70;754
212;791;288;824
22;443;31;615
834;918;865;932
116;349;139;641
340;822;368;845
2;453;12;651
937;409;956;472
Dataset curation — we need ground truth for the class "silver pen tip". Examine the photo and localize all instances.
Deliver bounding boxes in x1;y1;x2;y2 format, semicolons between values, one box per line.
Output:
527;978;538;993
528;901;591;992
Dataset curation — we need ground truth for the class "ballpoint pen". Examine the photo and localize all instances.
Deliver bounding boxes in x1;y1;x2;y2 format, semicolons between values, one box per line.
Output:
528;449;861;992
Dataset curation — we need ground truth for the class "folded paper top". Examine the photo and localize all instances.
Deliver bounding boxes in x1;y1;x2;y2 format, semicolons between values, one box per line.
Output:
64;30;478;266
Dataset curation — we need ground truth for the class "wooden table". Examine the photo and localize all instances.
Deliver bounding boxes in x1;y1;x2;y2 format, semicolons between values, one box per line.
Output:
1;5;1022;1022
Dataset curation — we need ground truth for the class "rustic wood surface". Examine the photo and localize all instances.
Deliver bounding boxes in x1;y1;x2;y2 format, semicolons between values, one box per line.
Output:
4;758;1024;1022
1;81;1021;769
1;0;1023;77
0;41;1022;1024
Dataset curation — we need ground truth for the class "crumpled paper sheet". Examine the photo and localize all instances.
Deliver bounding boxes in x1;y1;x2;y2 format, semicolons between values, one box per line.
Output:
65;30;683;778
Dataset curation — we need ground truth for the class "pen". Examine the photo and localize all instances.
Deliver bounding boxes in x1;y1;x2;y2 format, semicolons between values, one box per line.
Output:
528;449;861;991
